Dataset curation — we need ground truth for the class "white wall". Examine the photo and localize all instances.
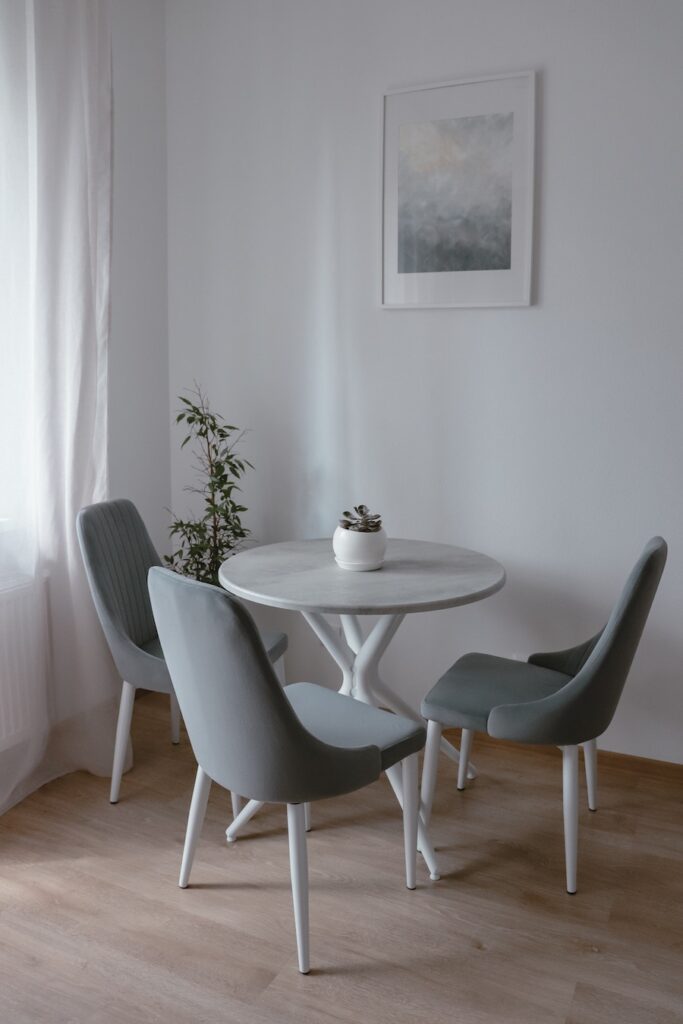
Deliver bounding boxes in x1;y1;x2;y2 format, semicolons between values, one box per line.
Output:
165;0;683;762
110;0;170;552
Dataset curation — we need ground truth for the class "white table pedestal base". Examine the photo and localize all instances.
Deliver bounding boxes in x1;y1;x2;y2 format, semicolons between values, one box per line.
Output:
226;798;265;842
308;613;475;777
301;611;477;879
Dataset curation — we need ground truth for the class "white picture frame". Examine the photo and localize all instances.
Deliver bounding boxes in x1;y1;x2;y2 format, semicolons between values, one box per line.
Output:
382;70;535;309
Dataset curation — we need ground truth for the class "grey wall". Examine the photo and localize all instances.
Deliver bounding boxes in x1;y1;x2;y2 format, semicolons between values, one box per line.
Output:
163;0;683;762
110;0;170;552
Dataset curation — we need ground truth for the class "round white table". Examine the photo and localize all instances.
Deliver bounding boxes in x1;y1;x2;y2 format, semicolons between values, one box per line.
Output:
219;538;505;878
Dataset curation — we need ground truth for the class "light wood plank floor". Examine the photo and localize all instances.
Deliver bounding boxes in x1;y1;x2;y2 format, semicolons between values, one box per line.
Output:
1;692;681;1024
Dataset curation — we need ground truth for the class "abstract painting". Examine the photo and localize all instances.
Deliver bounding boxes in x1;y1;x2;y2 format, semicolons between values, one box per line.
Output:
383;72;535;307
398;113;513;274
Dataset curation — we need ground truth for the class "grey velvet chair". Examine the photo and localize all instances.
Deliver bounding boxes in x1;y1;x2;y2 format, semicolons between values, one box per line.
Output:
420;537;667;894
76;499;288;804
148;566;426;974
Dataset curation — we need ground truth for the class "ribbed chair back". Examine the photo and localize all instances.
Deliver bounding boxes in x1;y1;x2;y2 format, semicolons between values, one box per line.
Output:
77;498;161;656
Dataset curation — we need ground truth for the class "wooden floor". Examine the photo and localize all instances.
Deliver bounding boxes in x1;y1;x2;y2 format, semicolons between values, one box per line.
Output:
1;693;681;1024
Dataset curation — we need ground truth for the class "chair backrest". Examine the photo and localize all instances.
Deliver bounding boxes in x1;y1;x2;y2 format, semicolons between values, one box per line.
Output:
77;499;161;657
490;537;667;745
571;536;668;737
148;566;379;803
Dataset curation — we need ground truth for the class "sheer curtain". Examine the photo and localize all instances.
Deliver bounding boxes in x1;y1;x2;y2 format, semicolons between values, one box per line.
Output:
0;0;119;813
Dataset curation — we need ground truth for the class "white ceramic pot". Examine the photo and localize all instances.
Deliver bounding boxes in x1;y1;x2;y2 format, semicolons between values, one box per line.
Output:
333;526;387;571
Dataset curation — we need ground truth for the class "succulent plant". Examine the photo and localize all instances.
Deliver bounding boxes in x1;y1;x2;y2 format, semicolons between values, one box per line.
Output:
338;504;383;533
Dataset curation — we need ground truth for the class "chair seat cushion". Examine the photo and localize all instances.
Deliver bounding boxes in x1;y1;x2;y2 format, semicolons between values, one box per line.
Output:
139;635;164;660
135;636;173;693
421;653;572;733
285;683;426;771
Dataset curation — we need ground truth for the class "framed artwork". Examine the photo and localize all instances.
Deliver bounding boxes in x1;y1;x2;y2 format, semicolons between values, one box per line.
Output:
382;71;535;308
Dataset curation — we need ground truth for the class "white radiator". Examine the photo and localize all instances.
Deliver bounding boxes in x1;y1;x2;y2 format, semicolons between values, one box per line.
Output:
0;574;48;750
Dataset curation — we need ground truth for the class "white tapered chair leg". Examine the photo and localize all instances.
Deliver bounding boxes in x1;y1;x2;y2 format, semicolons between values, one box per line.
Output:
420;720;442;828
304;802;312;832
417;818;441;881
110;681;136;804
583;739;598;811
386;763;441;880
179;766;211;888
274;656;286;686
562;745;579;894
231;792;243;819
457;729;474;791
287;803;310;974
439;735;478;779
402;754;419;890
170;690;181;745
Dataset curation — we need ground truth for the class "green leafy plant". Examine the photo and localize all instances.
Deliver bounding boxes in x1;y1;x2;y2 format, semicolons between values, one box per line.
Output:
338;505;383;533
165;385;252;584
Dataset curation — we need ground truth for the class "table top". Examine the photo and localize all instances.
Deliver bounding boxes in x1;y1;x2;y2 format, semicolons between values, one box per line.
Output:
219;538;505;615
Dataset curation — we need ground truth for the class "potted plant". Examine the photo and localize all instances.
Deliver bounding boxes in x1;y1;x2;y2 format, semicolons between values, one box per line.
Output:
333;505;387;571
165;385;251;585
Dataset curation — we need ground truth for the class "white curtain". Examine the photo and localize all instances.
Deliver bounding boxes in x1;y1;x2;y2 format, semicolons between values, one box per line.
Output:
0;0;119;813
